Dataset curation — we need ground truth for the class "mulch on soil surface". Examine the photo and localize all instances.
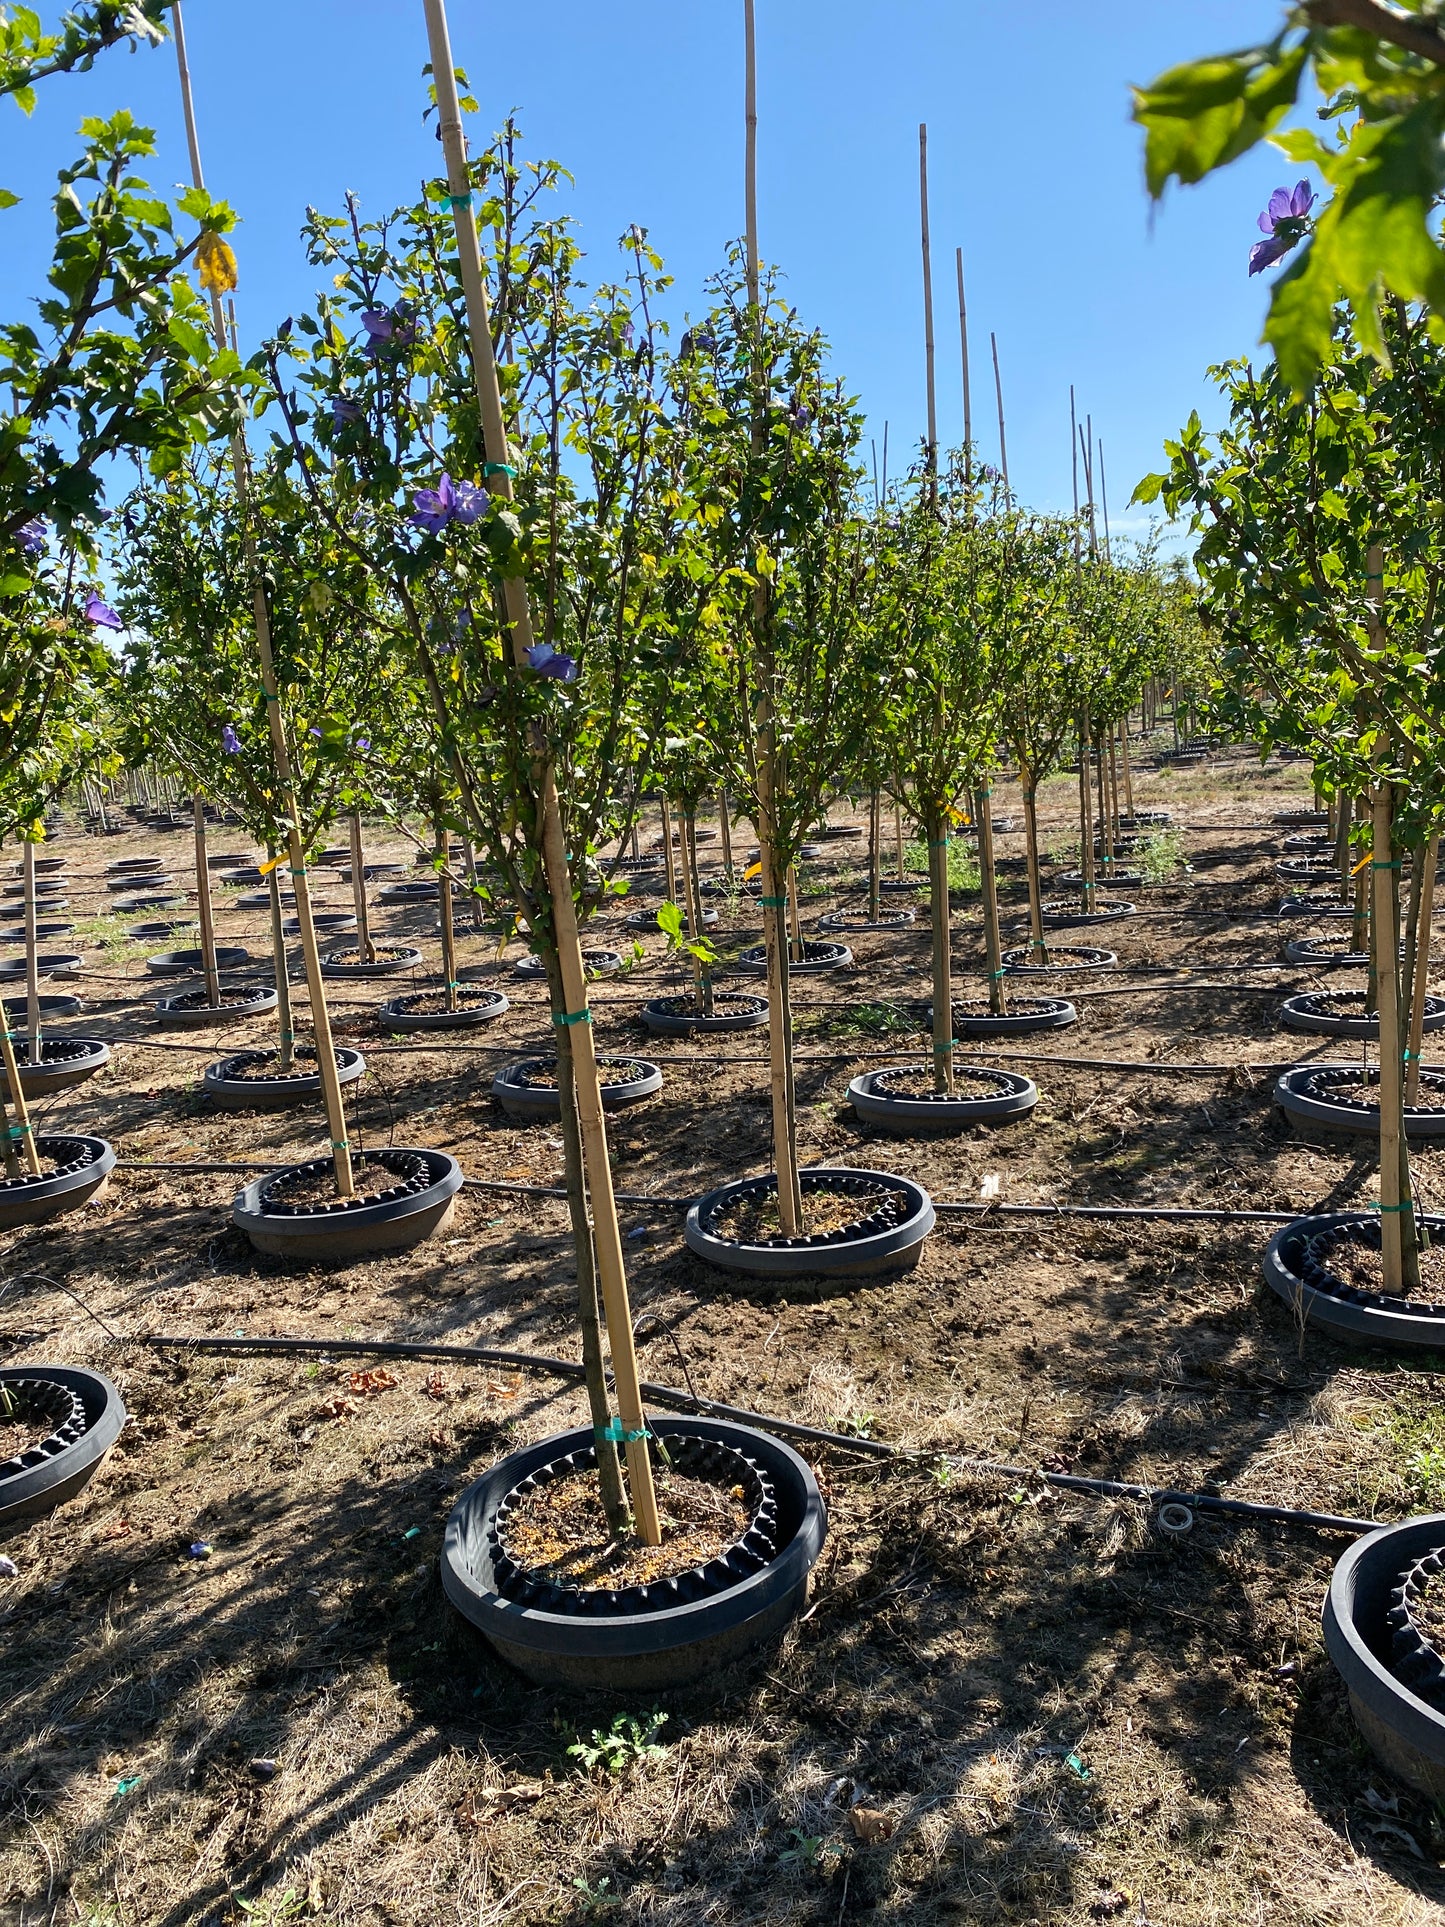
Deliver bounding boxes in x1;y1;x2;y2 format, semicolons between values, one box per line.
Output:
503;1466;751;1590
1322;1238;1445;1299
711;1183;907;1244
7;750;1445;1923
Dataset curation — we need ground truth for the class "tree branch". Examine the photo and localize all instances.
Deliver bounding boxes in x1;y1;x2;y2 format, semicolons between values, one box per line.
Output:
1303;0;1445;66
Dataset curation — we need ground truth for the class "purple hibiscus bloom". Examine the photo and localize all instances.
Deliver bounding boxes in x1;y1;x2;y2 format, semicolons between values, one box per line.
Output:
17;518;45;556
353;736;371;752
331;395;364;428
1249;180;1316;276
220;724;242;754
524;641;579;682
410;473;489;534
83;590;121;630
360;306;417;356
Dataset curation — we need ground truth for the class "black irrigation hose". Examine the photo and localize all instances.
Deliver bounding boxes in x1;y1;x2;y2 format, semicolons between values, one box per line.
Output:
111;1159;1304;1222
137;1331;1378;1536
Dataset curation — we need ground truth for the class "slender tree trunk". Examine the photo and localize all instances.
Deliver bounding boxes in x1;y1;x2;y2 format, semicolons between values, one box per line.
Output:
1020;764;1048;964
676;805;713;1018
1335;791;1352;906
191;795;220;1008
349;810;375;964
1355;793;1372;970
927;810;954;1094
1096;724;1113;882
975;781;1006;1016
1406;834;1439;1108
0;1007;39;1178
545;947;629;1536
718;788;733;876
1120;717;1134;818
1373;782;1418;1294
436;822;458;1013
1078;712;1095;912
1107;727;1122;857
658;796;679;907
893;781;906;880
266;851;295;1073
868;787;881;923
786;864;804;963
22;842;41;1065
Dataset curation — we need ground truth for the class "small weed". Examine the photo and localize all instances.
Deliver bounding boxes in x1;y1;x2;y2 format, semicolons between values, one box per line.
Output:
905;836;980;892
232;1889;309;1924
825;1411;876;1440
571;1876;620;1916
1133;827;1192;884
567;1709;669;1775
779;1828;842;1873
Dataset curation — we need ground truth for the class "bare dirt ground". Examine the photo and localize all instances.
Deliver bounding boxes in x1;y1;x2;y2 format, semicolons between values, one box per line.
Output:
5;742;1445;1926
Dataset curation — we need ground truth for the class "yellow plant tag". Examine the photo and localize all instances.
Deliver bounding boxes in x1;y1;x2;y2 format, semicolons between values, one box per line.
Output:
258;852;286;877
743;861;763;881
1350;852;1372;876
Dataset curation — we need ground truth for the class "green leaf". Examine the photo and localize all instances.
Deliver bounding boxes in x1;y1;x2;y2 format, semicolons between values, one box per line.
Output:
1134;40;1306;197
0;188;19;210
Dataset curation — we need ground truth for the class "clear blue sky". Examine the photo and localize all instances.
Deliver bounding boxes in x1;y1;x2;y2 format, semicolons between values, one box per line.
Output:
4;0;1293;536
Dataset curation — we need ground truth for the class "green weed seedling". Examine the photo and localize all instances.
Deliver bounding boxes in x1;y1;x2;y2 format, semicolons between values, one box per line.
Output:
231;1888;308;1924
571;1875;620;1917
567;1709;669;1775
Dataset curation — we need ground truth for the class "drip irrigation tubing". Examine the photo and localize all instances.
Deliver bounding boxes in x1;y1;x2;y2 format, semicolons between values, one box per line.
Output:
137;1331;1377;1536
110;1158;1305;1223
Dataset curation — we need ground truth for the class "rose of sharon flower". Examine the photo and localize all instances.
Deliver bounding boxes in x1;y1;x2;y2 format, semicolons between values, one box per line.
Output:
220;724;242;754
409;474;489;534
18;519;45;556
83;590;121;630
1249;181;1315;276
331;396;364;428
524;641;579;682
360;306;417;356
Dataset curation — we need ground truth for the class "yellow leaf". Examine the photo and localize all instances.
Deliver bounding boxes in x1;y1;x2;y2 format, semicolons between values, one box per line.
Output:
197;231;238;295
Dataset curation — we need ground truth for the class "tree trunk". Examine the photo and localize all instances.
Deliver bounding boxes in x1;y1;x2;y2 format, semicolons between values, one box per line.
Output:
349;811;375;964
0;1010;39;1179
1406;834;1439;1108
1120;717;1135;818
266;852;295;1073
868;788;881;924
717;788;733;876
675;806;713;1018
787;864;804;963
975;782;1006;1016
1020;765;1048;964
192;794;221;1010
1373;781;1418;1295
1077;713;1095;912
927;811;954;1094
893;782;906;880
22;842;41;1065
659;797;678;905
436;823;458;1013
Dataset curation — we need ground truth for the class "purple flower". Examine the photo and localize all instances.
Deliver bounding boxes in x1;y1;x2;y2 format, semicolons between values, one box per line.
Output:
220;724;241;754
17;519;45;556
524;641;579;682
83;590;121;630
331;395;363;428
1249;180;1315;276
361;306;416;356
309;726;323;739
410;473;488;533
788;399;812;431
353;736;371;752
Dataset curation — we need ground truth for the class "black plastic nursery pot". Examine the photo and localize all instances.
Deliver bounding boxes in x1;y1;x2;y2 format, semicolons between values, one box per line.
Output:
1038;898;1136;927
1119;809;1171;828
283;913;356;937
817;907;916;932
1323;1514;1445;1800
0;1365;128;1539
512;949;622;979
146;946;252;977
0;922;70;944
685;1165;935;1279
154;983;279;1030
0;953;82;982
1281;833;1334;855
1274;1064;1445;1141
1278;893;1354;921
232;1147;464;1261
0;1134;116;1232
1;1036;110;1098
1275;857;1338;884
735;940;853;975
1279;991;1445;1040
492;1054;662;1122
1262;1212;1445;1351
1001;944;1117;975
106;872;174;893
217;866;264;887
203;1044;367;1112
1274;809;1329;828
378;879;449;903
1;879;67;899
935;996;1077;1037
128;920;192;940
441;1415;827;1691
848;1064;1037;1132
1281;934;1376;969
1056;870;1144;890
320;944;423;980
10;855;67;876
640;991;769;1036
378;986;509;1032
878;874;929;893
113;894;185;914
1;992;83;1021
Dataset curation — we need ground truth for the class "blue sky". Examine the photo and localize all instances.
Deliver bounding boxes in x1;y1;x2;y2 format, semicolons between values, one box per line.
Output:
4;0;1294;535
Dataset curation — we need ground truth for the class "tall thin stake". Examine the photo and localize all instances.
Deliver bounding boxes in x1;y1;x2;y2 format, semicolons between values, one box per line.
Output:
955;247;972;489
421;0;658;1542
191;793;220;1008
990;333;1010;498
1098;438;1112;562
919;124;937;496
1069;385;1080;566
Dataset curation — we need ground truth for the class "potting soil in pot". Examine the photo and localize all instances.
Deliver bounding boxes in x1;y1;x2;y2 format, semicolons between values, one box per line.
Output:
501;1465;752;1591
514;1055;647;1089
259;1149;432;1214
710;1180;911;1245
870;1066;1009;1100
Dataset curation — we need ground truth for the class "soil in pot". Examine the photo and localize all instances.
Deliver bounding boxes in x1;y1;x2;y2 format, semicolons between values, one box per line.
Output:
261;1158;418;1212
510;1055;650;1090
1318;1233;1445;1299
868;1066;1013;1100
162;988;270;1014
502;1462;751;1592
710;1178;912;1247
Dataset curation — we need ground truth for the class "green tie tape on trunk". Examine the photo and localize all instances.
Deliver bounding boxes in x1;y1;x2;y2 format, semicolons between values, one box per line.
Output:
551;1008;592;1027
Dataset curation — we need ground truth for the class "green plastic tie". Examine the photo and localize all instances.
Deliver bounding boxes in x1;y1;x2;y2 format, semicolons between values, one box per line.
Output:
759;894;789;908
481;462;516;478
446;191;473;211
1371;860;1402;870
1371;1199;1413;1214
6;1122;33;1140
551;1008;592;1027
933;1038;959;1052
330;1139;350;1151
261;688;279;702
596;1418;652;1444
928;838;949;849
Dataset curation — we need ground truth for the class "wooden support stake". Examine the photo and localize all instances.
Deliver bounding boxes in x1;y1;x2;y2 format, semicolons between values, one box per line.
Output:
22;841;40;1064
349;811;375;964
0;997;40;1179
192;793;221;1008
1406;833;1439;1108
436;823;459;1012
868;788;882;924
659;797;679;905
423;0;658;1543
1020;769;1048;963
1373;779;1409;1292
928;816;954;1094
919;124;937;496
975;784;1006;1015
955;247;972;489
717;788;733;876
1078;712;1095;911
266;850;295;1073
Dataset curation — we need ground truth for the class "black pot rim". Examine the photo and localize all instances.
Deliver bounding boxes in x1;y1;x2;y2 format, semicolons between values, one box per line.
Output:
734;940;853;974
1324;1514;1445;1779
849;1065;1037;1126
685;1164;935;1275
1001;944;1117;974
441;1415;826;1660
0;1364;127;1537
233;1146;463;1238
0;1133;116;1221
145;946;252;976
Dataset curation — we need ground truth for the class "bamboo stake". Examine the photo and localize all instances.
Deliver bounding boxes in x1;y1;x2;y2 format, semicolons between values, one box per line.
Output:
1078;710;1095;911
786;863;804;962
954;248;974;487
659;796;679;905
22;841;40;1064
675;806;712;1017
423;0;658;1542
349;810;375;964
975;783;1006;1015
436;823;458;1013
1070;385;1080;567
990;333;1010;498
893;780;906;879
1120;712;1135;817
1373;779;1410;1292
1406;833;1439;1107
919;124;937;497
1020;766;1048;963
1107;727;1122;860
717;788;733;875
1098;439;1112;562
172;0;354;1200
191;793;220;1008
928;815;954;1095
0;1022;35;1178
868;787;881;923
266;848;295;1073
